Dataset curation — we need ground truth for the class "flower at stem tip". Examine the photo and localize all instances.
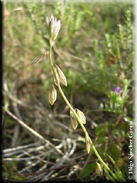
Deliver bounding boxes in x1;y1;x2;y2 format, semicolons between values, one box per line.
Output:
46;15;61;45
113;86;122;95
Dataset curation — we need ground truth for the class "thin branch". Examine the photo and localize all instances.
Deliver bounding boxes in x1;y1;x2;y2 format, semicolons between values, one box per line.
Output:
40;139;76;181
3;142;39;153
5;110;64;157
17;142;63;158
6;93;33;110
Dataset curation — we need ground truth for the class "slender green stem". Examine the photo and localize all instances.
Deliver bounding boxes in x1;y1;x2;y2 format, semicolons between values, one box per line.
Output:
48;42;124;182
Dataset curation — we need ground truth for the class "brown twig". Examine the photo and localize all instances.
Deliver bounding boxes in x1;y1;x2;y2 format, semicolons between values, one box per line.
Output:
14;160;95;177
5;110;64;157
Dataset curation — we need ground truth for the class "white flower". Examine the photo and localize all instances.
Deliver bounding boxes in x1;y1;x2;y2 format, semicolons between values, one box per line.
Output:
46;15;61;41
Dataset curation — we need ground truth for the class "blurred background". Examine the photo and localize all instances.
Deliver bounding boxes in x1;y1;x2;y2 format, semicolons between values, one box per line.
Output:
3;1;134;182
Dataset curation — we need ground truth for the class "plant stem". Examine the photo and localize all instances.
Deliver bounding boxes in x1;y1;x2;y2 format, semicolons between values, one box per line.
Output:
48;43;124;182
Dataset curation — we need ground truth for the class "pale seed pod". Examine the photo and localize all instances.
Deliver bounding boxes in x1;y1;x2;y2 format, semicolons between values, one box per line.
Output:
70;110;78;130
48;85;57;105
54;64;67;86
85;134;90;154
31;53;47;65
76;109;86;124
95;162;103;177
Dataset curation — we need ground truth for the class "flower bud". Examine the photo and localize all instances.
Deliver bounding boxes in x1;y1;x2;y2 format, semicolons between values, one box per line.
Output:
46;17;50;27
52;20;61;40
54;64;67;86
70;110;78;130
85;134;90;154
48;85;57;105
50;16;55;33
95;162;103;177
113;86;122;95
76;109;86;124
46;15;61;41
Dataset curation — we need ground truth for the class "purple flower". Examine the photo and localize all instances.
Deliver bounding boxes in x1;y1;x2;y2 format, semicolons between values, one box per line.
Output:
113;86;122;95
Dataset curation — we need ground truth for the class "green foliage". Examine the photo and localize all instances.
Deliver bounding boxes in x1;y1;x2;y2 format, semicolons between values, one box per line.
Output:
100;79;130;115
95;123;107;137
106;142;121;161
107;155;124;181
2;159;26;181
95;119;128;165
79;162;96;179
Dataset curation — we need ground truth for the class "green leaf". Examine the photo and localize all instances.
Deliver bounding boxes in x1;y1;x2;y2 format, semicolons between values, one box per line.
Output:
112;129;119;136
107;154;121;172
104;168;116;182
95;123;106;137
106;142;121;161
97;137;106;144
79;162;96;178
13;175;26;181
106;155;125;183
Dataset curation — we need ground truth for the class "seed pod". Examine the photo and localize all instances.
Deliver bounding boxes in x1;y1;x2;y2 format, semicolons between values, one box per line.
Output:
85;134;90;154
31;53;47;65
76;109;86;124
48;85;57;105
54;68;60;86
95;162;103;177
70;110;78;130
54;64;67;86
